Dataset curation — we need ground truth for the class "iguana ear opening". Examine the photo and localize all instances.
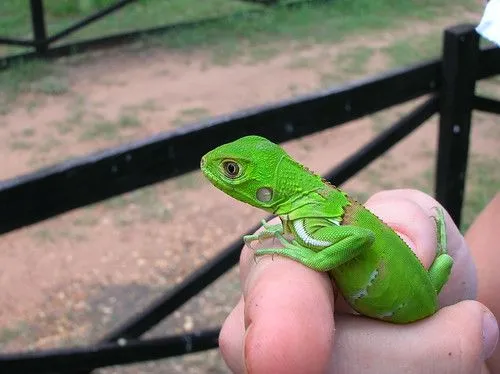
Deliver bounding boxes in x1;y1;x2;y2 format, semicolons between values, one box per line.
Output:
256;187;273;202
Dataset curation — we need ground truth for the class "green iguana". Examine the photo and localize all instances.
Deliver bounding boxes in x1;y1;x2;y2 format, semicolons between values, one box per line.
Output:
200;135;453;323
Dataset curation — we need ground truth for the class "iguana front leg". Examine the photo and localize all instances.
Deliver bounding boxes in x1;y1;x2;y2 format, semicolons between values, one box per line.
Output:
254;223;375;272
243;220;284;246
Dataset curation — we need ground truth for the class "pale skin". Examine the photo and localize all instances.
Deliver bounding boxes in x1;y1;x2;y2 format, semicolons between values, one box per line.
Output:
219;189;500;374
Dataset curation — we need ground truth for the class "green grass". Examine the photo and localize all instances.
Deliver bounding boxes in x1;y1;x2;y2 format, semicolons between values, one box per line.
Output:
103;185;172;224
462;155;500;231
286;56;314;70
31;229;56;243
157;0;477;54
78;110;143;141
172;107;211;127
0;0;259;44
31;76;70;96
0;60;55;112
38;136;63;153
1;0;477;45
20;127;36;137
79;120;118;141
318;71;342;87
118;113;142;128
9;140;33;150
73;211;99;227
123;99;162;113
383;32;442;67
0;322;30;348
0;0;479;109
335;46;374;75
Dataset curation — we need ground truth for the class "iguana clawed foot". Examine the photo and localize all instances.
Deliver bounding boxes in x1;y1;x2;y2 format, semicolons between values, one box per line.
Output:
243;220;285;248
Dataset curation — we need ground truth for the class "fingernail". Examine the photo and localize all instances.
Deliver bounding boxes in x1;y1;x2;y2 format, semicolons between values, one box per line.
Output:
482;309;499;360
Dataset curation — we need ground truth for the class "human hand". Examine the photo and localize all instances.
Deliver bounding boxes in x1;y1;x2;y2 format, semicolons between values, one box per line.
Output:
219;189;498;373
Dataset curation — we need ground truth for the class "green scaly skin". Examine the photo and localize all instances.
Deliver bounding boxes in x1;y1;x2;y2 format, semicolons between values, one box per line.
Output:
200;135;453;323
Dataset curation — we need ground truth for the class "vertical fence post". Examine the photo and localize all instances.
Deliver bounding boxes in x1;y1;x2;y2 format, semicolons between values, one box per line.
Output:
435;24;479;226
30;0;48;55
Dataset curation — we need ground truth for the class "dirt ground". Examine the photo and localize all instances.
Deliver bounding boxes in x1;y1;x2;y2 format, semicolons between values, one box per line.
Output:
0;7;498;374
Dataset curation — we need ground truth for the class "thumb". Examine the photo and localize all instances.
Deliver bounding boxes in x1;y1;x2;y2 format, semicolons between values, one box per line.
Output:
330;300;499;374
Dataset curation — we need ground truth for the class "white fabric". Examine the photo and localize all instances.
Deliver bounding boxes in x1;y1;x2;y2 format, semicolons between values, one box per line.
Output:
476;0;500;46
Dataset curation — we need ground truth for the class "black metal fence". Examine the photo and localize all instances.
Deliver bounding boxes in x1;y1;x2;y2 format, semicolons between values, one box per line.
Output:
0;0;322;67
0;23;499;373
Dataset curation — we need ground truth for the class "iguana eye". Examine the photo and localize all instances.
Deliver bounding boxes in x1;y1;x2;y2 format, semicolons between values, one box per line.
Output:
222;161;240;178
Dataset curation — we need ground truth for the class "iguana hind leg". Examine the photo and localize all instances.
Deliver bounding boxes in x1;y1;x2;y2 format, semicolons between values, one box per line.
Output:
427;207;453;294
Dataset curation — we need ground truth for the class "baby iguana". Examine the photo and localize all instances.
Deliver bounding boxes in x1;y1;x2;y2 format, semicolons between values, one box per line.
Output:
200;135;453;323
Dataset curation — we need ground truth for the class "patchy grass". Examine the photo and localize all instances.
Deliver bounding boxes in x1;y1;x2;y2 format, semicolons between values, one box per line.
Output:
9;140;33;151
383;32;441;67
286;55;314;70
318;71;342;87
78;110;143;141
335;46;374;75
0;61;57;113
118;113;142;129
123;99;163;113
0;322;30;348
32;76;70;96
0;0;480;107
31;229;56;243
246;44;281;64
79;120;118;141
20;128;36;137
38;137;63;153
171;107;211;127
54;96;87;135
0;0;479;50
73;211;99;227
103;185;172;225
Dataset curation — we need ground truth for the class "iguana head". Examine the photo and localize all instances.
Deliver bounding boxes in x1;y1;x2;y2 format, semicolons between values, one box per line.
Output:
200;135;289;212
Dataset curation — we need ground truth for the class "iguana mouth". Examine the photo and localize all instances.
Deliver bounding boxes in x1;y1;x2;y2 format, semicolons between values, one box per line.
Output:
200;161;222;190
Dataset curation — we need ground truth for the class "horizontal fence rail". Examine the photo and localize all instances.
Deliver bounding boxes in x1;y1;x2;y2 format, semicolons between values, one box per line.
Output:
474;95;500;115
0;24;498;373
0;97;440;373
0;330;220;374
0;0;329;67
0;59;441;235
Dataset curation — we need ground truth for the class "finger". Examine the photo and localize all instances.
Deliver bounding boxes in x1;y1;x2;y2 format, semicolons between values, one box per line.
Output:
232;217;336;373
219;297;246;373
330;300;498;374
466;193;500;372
240;252;335;374
364;194;438;267
238;217;281;282
366;189;477;305
370;188;469;261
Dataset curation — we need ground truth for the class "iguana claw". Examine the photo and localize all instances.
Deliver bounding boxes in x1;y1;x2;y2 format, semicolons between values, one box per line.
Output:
243;220;284;248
